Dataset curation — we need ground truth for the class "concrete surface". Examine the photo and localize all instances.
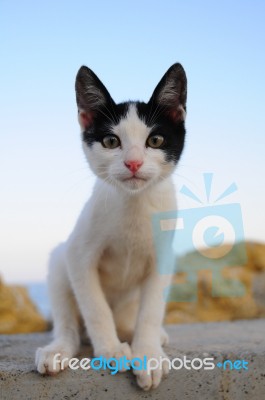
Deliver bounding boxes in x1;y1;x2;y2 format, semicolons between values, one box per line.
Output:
0;319;265;400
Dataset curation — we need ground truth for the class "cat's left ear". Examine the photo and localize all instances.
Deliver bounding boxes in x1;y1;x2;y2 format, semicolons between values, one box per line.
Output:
75;66;115;130
148;63;187;123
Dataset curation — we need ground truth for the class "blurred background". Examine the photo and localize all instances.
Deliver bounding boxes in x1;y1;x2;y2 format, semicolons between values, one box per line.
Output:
1;0;265;330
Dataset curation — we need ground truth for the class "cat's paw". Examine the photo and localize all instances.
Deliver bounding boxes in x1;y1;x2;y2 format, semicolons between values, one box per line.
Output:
35;344;74;375
94;342;132;372
132;344;169;391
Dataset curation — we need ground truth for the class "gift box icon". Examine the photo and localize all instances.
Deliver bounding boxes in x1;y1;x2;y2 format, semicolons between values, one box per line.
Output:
152;173;247;302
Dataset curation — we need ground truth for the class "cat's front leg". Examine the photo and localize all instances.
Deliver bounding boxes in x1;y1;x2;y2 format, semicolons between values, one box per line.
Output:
66;245;131;368
131;272;172;390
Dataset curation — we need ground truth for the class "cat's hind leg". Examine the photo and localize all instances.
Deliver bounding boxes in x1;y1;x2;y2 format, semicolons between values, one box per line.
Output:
35;244;80;375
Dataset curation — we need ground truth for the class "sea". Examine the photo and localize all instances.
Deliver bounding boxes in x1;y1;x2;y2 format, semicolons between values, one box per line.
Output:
25;282;51;319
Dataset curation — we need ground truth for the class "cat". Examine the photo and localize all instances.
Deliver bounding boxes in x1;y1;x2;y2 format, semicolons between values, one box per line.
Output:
35;62;187;391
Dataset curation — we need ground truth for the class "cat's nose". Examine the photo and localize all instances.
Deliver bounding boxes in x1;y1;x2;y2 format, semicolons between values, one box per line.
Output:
124;160;143;173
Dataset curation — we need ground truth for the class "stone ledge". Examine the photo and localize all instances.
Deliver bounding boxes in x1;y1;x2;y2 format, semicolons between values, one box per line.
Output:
0;319;265;400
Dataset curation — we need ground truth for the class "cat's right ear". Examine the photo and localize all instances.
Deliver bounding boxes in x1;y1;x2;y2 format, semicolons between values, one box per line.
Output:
148;63;187;123
75;66;115;130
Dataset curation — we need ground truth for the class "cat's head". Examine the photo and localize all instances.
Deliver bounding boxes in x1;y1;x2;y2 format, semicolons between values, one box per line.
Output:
75;63;187;194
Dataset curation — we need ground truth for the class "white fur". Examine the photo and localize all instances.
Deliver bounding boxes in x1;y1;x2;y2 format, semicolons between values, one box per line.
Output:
35;104;177;390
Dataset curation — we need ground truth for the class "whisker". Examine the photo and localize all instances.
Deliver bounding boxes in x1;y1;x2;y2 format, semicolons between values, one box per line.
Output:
149;103;168;126
146;96;155;125
98;108;115;124
109;101;120;125
101;102;119;125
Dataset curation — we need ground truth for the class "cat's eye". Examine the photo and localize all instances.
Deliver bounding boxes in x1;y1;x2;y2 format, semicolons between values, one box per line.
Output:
146;135;164;148
102;135;120;149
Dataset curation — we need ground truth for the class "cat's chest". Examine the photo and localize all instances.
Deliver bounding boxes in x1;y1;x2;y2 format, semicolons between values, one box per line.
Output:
110;202;154;253
98;193;156;251
91;179;176;291
98;209;154;290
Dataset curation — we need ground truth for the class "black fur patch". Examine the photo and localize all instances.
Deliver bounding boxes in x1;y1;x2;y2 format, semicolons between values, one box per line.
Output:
83;100;186;164
136;102;186;163
83;102;129;147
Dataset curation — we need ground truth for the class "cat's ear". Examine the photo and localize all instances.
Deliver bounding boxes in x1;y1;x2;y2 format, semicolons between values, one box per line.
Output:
148;63;187;123
75;66;115;130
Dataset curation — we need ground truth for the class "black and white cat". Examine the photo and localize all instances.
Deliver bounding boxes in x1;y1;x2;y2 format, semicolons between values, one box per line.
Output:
35;63;187;390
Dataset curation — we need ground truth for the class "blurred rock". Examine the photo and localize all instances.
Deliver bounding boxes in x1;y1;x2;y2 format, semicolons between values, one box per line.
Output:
1;242;264;333
165;242;265;324
0;277;48;334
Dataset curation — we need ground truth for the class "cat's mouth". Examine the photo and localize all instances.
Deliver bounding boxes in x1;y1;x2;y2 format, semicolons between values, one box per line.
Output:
122;176;147;182
111;172;152;192
118;174;150;191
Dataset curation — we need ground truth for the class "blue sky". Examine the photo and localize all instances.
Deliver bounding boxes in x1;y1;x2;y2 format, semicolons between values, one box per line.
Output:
1;0;265;282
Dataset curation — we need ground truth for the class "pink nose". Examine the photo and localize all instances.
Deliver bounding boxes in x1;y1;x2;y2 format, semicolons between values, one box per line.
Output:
124;160;143;173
